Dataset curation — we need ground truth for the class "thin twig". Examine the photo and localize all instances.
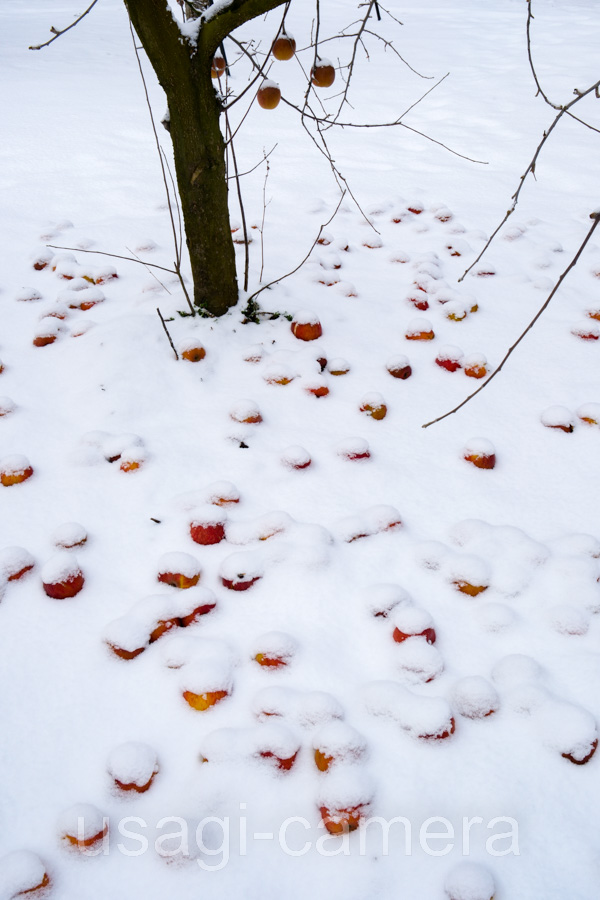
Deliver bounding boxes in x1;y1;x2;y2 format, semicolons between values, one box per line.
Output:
259;153;271;282
129;19;196;315
126;246;172;293
245;191;346;305
224;109;250;292
460;0;600;281
157;308;179;360
423;213;600;428
29;0;99;50
228;143;278;180
46;244;177;274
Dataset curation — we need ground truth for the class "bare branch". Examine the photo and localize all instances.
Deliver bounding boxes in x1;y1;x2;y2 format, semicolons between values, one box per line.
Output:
245;191;347;305
29;0;99;50
129;19;196;315
46;244;177;274
157;308;179;360
423;213;600;428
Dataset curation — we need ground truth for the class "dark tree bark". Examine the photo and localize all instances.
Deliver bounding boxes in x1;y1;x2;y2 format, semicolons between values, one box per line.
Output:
124;0;286;316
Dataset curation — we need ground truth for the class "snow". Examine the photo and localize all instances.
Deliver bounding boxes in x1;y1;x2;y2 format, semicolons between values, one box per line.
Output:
0;397;16;417
452;676;499;719
312;721;367;762
40;552;82;585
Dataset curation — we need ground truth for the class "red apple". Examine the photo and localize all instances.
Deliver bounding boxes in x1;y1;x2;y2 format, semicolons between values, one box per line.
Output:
319;805;364;834
211;54;226;78
291;312;322;341
190;520;226;545
311;58;335;88
272;32;296;60
257;80;281;109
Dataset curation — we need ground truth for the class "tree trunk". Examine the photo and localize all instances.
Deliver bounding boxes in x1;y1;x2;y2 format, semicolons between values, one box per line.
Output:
166;68;238;316
125;0;287;316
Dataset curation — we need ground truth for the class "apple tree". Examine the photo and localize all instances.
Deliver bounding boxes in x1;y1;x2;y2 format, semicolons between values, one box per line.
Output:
31;0;460;317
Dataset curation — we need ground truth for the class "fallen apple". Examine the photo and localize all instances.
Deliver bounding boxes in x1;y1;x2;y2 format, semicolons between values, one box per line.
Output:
291;311;322;341
157;552;202;589
386;354;412;379
0;455;33;487
41;553;85;599
183;689;229;711
463;438;496;470
359;392;387;420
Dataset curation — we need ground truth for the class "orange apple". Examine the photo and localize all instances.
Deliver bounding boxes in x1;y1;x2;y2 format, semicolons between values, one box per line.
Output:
291;313;322;341
255;652;287;668
257;80;281;109
314;748;334;772
157;570;200;589
311;59;335;88
319;805;364;834
541;405;575;432
463;439;496;470
182;345;206;362
393;625;436;644
464;354;487;379
17;872;50;894
360;393;387;420
222;574;260;591
183;689;228;711
33;334;57;347
211;54;226;78
273;32;296;60
64;824;107;850
577;403;600;426
305;382;329;398
230;401;262;424
259;750;298;771
108;642;145;661
405;319;434;341
120;458;142;473
0;458;33;487
453;580;488;596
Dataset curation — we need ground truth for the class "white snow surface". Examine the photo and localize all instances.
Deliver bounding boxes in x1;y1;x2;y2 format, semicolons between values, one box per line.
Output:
107;741;159;787
3;0;600;897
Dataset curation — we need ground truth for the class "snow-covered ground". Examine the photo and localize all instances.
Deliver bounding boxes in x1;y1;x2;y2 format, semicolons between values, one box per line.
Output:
1;0;599;897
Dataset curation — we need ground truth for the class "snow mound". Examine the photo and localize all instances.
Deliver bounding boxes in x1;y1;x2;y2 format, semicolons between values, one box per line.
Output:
452;677;499;719
52;521;87;549
0;849;48;896
364;583;412;617
40;552;81;584
0;546;35;581
395;637;444;684
444;861;495;900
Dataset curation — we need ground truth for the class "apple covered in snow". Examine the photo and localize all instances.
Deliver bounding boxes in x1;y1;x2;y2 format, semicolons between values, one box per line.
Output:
190;506;227;545
317;769;372;834
108;741;159;793
463;352;488;379
281;445;312;469
452;676;499;719
181;659;233;711
0;455;34;487
312;721;367;771
178;337;206;362
391;606;436;644
359;392;387;420
0;849;50;896
462;438;496;470
253;722;300;771
52;521;87;549
405;318;434;341
41;552;84;599
336;436;371;461
58;802;107;850
291;310;322;341
444;862;496;900
0;546;35;582
157;551;202;589
252;631;298;668
541;405;575;432
577;402;600;426
219;551;263;591
436;345;463;372
364;583;412;618
230;399;263;424
386;354;412;379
